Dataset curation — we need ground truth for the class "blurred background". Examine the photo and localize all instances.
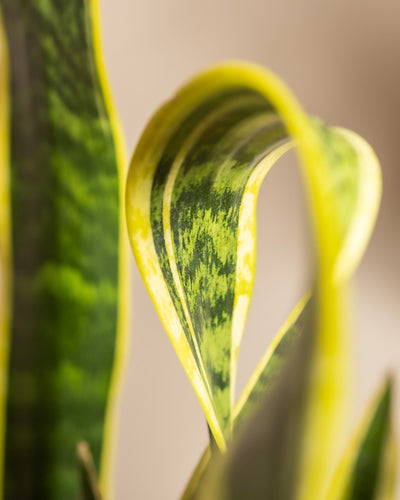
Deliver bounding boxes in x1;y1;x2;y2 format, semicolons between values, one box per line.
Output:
99;1;400;498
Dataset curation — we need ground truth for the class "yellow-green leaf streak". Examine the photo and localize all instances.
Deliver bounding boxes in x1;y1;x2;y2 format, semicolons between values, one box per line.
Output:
126;62;381;498
0;0;128;498
88;0;130;496
0;12;11;497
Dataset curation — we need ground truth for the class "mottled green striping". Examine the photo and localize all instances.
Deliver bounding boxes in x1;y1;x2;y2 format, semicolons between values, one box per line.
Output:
1;0;120;498
150;89;290;436
234;301;310;429
172;118;288;432
151;89;266;384
347;383;392;500
150;90;265;409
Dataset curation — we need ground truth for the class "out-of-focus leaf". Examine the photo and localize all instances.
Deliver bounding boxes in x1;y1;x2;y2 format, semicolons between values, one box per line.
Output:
181;448;212;500
76;441;102;500
191;301;315;500
181;297;309;499
233;296;310;429
0;0;129;497
327;380;397;500
126;62;381;497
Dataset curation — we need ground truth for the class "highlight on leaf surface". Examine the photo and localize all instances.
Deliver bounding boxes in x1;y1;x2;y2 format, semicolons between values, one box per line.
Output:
125;61;381;499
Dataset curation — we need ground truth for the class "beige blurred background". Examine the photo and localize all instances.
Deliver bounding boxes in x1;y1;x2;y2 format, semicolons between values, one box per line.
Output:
99;1;400;498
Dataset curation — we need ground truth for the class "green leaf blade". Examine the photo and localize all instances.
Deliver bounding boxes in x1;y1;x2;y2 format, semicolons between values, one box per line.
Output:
350;382;393;500
328;380;397;500
0;0;128;497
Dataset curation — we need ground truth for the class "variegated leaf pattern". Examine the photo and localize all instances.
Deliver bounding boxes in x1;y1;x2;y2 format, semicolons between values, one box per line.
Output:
0;0;128;498
327;380;397;500
126;62;381;496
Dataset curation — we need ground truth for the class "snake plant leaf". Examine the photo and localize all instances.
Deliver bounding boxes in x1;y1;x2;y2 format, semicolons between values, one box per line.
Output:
180;296;310;500
0;0;129;498
126;62;381;498
76;442;103;500
327;379;397;500
191;300;316;500
233;295;310;429
181;448;212;500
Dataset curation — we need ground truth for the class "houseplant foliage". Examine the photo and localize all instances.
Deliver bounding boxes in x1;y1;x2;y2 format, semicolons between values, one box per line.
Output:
125;64;397;499
0;0;128;498
0;0;396;499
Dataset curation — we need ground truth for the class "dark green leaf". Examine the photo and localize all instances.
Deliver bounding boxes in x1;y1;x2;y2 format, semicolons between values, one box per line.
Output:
0;0;127;496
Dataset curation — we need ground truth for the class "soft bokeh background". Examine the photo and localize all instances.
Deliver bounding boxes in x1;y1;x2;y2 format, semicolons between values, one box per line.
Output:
99;1;400;498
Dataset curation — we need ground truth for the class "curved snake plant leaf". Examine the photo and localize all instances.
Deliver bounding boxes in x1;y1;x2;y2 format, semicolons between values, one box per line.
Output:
126;62;381;498
0;1;129;498
327;379;397;500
